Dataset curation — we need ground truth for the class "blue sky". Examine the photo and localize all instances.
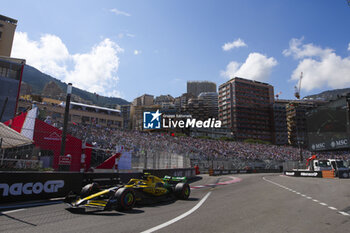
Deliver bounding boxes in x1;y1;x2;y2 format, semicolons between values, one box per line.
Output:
2;0;350;101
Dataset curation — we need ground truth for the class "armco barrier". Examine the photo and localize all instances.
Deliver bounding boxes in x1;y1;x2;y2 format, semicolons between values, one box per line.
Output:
209;169;281;176
143;168;195;179
0;172;83;204
285;170;350;179
82;172;142;186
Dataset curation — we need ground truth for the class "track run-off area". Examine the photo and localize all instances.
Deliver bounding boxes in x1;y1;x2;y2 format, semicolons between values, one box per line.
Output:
1;174;350;233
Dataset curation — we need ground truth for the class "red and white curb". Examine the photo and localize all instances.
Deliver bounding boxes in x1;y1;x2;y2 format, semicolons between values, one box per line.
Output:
190;176;242;190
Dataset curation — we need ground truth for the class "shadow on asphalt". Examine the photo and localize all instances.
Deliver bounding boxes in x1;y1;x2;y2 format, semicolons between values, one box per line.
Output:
187;197;200;201
120;209;145;214
0;213;37;226
188;176;203;184
135;196;199;209
66;207;145;216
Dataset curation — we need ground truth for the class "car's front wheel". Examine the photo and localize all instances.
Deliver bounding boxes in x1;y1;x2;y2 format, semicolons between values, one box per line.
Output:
114;188;136;211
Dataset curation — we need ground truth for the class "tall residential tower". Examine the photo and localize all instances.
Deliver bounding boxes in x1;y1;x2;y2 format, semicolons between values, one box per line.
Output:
218;77;274;142
0;15;17;57
187;81;216;97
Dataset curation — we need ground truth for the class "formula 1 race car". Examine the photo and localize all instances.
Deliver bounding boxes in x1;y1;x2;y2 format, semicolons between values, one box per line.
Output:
64;173;190;212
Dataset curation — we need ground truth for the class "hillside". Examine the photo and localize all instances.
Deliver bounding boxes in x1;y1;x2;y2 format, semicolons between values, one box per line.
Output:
304;88;350;101
21;65;130;107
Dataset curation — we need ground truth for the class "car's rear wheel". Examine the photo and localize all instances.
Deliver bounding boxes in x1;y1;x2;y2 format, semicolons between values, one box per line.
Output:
114;188;136;211
175;183;190;200
80;182;100;198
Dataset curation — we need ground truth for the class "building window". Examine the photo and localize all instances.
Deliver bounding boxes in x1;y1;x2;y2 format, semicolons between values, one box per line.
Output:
0;31;2;39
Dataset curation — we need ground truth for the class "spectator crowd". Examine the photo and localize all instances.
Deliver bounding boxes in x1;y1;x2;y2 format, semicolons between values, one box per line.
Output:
66;123;329;162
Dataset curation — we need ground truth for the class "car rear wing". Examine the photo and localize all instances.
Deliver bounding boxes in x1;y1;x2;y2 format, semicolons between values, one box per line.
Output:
163;175;188;183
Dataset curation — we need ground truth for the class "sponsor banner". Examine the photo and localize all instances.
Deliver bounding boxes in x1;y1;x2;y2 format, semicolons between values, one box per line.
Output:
0;172;83;203
310;138;350;151
307;108;349;151
58;156;71;165
213;170;222;176
285;171;296;176
284;171;322;178
43;132;62;141
300;171;321;177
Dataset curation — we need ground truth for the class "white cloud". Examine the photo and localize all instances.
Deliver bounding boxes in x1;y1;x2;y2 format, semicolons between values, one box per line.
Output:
171;78;183;84
117;33;124;39
221;53;277;82
118;33;135;39
12;32;70;78
283;37;333;59
222;38;247;51
134;50;141;55
348;42;350;51
12;32;124;97
66;39;123;96
110;8;131;17
284;38;350;92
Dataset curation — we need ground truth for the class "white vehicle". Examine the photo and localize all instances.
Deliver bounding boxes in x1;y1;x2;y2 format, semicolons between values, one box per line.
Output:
306;157;349;177
328;159;349;177
309;159;332;171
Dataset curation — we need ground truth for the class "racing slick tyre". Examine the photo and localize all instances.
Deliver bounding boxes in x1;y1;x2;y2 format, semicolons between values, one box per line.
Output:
114;188;136;211
174;183;190;200
80;182;100;198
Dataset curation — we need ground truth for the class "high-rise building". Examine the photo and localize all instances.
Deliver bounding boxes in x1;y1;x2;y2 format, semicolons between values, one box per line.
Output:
0;15;25;123
286;100;326;147
130;104;161;130
187;81;216;97
198;92;218;118
183;98;206;120
130;94;157;130
132;94;154;106
218;77;274;142
0;57;25;122
121;105;131;129
0;15;17;57
154;94;175;109
273;100;289;145
175;93;195;111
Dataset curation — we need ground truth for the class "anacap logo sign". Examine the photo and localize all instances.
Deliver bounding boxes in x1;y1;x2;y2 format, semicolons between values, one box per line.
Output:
0;180;65;196
143;110;162;129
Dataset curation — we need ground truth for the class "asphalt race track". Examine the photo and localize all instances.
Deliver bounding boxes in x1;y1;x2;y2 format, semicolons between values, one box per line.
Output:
1;174;350;233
